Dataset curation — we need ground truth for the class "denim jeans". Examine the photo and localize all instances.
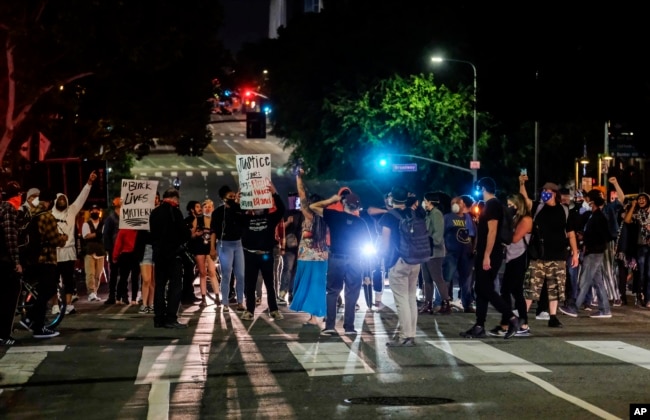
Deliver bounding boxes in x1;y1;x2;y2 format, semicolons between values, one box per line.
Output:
218;240;245;305
575;253;611;314
325;254;362;332
443;251;473;308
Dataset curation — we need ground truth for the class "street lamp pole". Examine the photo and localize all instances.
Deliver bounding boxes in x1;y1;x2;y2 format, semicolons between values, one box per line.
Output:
431;57;478;183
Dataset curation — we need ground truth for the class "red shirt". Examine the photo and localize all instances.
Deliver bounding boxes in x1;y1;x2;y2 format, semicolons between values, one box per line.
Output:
113;229;138;262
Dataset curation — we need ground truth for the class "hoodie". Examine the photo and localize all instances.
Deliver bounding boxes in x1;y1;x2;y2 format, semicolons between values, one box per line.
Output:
51;183;92;262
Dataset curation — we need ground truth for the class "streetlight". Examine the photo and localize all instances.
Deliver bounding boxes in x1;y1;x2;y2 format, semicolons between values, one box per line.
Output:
598;153;613;187
431;56;478;183
575;155;589;192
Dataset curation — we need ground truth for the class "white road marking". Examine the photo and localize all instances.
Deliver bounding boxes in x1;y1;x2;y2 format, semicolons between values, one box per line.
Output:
427;340;619;420
154;172;163;177
135;345;205;385
426;340;550;373
567;340;650;370
170;171;178;177
148;380;171;420
287;342;375;377
222;140;240;154
185;171;193;177
198;157;217;168
1;346;66;390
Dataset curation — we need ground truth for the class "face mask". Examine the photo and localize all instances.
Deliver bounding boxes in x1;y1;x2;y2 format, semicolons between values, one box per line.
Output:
541;191;553;203
451;203;460;214
90;213;100;220
422;201;427;210
56;203;66;211
582;201;592;210
225;199;236;206
30;198;39;207
203;211;212;218
386;198;393;207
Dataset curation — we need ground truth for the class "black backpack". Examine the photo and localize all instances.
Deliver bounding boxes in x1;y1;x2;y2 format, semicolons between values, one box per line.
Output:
389;208;431;264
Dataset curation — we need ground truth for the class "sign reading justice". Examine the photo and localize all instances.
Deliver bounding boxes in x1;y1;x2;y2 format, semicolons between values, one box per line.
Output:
236;154;273;210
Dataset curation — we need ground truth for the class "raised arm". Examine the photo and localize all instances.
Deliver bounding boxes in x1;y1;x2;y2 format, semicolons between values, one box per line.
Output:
609;177;625;206
310;195;340;217
519;174;533;211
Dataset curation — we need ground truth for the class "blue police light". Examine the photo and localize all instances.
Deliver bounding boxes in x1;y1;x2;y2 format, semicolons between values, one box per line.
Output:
379;158;388;167
262;105;271;114
224;89;231;97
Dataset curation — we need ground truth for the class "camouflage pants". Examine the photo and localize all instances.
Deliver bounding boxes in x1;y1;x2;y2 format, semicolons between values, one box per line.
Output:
524;260;566;301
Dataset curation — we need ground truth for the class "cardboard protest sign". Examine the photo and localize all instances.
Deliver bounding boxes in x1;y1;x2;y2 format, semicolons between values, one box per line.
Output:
236;154;273;210
118;179;159;229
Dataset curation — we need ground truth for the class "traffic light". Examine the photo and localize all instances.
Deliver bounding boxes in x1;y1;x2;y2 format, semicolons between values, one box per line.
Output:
246;112;266;138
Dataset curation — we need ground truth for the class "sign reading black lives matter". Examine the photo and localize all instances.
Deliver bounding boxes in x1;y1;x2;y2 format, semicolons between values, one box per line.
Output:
236;154;273;210
119;179;159;229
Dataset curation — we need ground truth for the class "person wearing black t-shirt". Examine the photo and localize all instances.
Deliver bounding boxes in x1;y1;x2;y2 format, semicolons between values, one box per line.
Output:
311;192;373;336
460;177;519;339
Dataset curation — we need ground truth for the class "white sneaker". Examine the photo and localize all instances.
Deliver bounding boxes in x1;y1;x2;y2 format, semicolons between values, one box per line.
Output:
65;305;76;315
51;305;60;315
87;293;100;302
536;311;550;321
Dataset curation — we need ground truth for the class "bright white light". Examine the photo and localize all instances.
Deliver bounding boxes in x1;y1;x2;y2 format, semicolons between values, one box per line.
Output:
431;57;444;63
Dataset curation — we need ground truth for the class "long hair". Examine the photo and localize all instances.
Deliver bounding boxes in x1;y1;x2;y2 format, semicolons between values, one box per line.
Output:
307;193;328;251
507;192;530;227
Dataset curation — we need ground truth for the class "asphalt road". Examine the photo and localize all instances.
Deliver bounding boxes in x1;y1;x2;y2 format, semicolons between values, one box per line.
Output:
2;281;650;420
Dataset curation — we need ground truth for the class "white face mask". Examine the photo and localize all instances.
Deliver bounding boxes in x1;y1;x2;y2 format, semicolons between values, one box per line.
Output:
451;203;460;214
582;201;592;210
422;201;427;210
30;198;39;207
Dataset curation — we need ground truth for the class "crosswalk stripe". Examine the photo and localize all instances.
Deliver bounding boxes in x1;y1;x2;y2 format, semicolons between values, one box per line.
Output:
135;345;205;385
287;342;375;377
426;340;550;373
567;340;650;370
1;346;66;390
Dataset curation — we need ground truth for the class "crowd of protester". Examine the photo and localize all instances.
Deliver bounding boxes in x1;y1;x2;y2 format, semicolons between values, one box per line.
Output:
2;167;649;347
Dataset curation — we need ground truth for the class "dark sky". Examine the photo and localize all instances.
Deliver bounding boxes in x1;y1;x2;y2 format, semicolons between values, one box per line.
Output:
219;0;269;54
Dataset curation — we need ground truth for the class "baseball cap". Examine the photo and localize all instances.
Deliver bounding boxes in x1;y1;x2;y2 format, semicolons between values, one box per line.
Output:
344;193;361;208
390;186;409;203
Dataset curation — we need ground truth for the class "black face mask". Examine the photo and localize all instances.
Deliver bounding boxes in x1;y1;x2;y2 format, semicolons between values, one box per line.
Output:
90;213;100;220
225;199;236;206
56;203;66;211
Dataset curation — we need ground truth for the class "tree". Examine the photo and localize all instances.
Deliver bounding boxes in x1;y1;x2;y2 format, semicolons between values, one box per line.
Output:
0;0;225;177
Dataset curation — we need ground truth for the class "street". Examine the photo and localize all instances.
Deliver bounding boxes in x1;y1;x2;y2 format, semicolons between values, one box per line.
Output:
2;281;650;419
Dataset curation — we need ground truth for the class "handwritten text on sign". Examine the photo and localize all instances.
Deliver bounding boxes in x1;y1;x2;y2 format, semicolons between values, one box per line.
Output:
236;154;272;210
119;179;159;230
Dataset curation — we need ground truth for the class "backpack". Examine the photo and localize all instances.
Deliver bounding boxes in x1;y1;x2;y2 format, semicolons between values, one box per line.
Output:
18;209;47;266
499;204;514;245
389;208;431;264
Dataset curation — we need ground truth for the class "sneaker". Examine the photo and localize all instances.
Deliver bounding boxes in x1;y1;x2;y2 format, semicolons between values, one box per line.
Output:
104;298;116;305
460;325;486;339
386;337;416;347
504;317;519;339
536;311;550;321
33;327;60;339
236;304;246;312
515;326;531;337
0;337;19;346
487;325;506;337
19;318;33;332
320;328;338;336
87;293;98;302
241;311;254;320
612;299;622;307
558;306;578;318
71;293;79;303
589;311;612;319
139;305;149;314
222;306;230;313
581;304;592;312
65;305;76;315
146;306;154;313
277;297;287;306
344;330;357;335
51;305;60;315
270;310;284;320
548;317;563;328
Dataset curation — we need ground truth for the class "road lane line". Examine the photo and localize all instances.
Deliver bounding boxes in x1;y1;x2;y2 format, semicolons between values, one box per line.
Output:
198;157;218;168
512;371;620;420
1;346;66;390
567;340;650;369
427;340;619;419
426;340;550;373
222;140;240;155
287;342;374;377
148;380;170;420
